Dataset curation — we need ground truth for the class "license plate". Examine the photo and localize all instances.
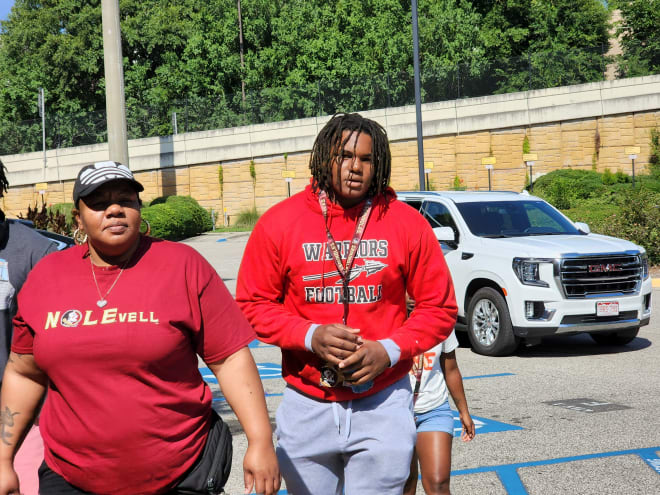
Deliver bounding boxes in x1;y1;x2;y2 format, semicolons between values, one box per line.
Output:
596;301;619;317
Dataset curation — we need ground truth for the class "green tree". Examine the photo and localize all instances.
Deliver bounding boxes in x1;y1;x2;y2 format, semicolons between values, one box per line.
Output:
0;0;620;155
474;0;610;92
612;0;660;77
0;0;106;152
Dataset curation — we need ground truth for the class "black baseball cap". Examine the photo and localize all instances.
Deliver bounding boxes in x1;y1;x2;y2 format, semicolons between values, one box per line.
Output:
73;161;144;206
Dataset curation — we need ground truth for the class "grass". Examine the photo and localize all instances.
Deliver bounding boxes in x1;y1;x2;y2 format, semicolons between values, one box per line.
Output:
211;225;253;233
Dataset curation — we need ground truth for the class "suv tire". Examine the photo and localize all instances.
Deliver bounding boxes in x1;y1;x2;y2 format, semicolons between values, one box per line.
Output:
589;327;640;346
467;287;519;356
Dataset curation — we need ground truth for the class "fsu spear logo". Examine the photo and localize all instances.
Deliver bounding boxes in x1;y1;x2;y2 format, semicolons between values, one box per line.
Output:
303;259;387;284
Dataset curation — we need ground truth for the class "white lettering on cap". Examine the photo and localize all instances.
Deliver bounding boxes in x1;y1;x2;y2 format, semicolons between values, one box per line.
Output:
79;161;135;186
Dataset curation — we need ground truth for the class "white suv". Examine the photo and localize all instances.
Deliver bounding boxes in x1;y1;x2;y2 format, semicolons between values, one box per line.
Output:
398;191;652;356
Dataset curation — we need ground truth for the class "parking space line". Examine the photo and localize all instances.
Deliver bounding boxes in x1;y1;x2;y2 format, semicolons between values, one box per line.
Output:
450;446;660;494
463;372;515;380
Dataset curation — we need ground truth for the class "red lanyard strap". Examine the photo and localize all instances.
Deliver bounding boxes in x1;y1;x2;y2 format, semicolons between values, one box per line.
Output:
318;191;373;325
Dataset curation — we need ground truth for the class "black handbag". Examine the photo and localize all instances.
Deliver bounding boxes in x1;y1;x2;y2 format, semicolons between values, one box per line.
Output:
175;409;233;495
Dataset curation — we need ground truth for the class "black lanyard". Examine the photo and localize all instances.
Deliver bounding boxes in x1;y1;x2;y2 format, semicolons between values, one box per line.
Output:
412;354;424;405
318;191;373;324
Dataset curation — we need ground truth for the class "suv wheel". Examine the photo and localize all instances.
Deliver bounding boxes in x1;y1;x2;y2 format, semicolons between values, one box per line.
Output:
589;327;639;346
467;287;519;356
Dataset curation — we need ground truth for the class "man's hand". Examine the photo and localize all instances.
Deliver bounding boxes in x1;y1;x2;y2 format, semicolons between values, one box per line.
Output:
337;340;390;385
311;324;361;365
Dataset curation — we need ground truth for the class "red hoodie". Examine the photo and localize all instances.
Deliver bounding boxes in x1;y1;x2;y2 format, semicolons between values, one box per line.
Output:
236;184;457;401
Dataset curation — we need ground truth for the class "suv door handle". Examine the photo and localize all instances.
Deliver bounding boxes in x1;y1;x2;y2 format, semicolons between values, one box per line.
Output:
461;252;474;260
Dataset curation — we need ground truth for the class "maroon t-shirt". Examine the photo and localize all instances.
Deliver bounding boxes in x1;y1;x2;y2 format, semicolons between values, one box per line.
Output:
12;237;254;495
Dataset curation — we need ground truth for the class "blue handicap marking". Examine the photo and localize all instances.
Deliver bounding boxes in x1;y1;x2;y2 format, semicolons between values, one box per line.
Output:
199;363;282;384
640;447;660;476
249;339;274;348
454;414;523;437
256;363;283;379
450;446;660;494
198;367;216;382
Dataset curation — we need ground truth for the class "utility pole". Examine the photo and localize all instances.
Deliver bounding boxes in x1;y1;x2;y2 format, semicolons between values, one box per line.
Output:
101;0;129;166
411;0;425;191
237;0;246;104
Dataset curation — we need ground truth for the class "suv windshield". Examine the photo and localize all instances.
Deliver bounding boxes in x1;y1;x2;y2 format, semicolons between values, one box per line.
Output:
456;200;584;238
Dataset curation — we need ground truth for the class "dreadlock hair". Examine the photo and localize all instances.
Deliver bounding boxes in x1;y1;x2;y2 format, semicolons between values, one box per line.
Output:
309;113;391;200
0;160;8;197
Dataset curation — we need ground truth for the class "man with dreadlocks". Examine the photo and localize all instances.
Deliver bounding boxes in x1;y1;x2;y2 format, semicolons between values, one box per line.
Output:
237;112;457;494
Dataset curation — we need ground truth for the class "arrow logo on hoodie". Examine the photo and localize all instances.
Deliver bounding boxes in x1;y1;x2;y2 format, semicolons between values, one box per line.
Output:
302;259;388;284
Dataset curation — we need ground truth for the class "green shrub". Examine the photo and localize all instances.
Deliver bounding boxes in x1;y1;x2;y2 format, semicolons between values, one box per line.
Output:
560;194;619;233
649;128;660;179
541;177;574;209
235;207;260;228
522;135;530;154
450;175;466;191
141;195;213;240
532;169;660;263
142;203;184;240
532;169;606;203
50;202;74;224
602;168;616;185
596;188;660;264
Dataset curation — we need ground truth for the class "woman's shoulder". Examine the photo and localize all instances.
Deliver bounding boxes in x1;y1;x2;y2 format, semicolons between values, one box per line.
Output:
143;236;204;260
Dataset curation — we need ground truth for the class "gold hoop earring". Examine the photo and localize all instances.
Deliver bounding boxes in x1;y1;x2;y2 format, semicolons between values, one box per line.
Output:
73;228;88;246
140;218;151;236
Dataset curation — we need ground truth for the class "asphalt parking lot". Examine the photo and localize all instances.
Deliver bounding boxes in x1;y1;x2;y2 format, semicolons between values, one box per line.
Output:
183;232;660;495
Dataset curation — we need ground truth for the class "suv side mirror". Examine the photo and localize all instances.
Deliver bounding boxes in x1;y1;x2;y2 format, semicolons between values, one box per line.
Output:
574;222;590;234
433;226;455;243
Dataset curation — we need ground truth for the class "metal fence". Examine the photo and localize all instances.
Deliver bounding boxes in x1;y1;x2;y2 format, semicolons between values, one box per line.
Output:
1;43;656;156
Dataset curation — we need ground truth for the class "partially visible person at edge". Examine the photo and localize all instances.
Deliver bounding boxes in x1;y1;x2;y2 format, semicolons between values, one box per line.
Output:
236;113;458;494
0;160;57;389
0;160;57;495
0;161;280;495
404;327;475;495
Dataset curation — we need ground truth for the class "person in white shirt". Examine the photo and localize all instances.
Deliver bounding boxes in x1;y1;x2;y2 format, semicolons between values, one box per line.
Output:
404;329;475;495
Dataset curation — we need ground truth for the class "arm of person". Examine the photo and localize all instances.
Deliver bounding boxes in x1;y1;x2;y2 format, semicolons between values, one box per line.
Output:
388;216;458;360
0;353;48;495
440;351;475;442
237;220;360;358
208;347;280;495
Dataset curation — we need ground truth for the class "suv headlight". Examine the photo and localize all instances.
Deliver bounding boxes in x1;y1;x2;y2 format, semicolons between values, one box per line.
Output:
512;258;551;287
640;253;649;280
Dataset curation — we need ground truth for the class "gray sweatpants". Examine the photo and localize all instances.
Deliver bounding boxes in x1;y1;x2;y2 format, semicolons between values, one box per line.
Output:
275;376;416;495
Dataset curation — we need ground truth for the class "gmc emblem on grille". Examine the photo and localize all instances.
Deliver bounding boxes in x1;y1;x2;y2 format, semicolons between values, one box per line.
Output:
588;263;622;273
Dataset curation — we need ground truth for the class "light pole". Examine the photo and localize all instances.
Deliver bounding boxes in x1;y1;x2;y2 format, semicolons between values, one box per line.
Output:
625;146;640;188
523;153;537;193
101;0;129;166
424;161;433;190
482;156;496;191
411;0;425;190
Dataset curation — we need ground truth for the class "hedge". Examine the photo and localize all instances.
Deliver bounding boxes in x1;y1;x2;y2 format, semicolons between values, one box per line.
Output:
531;170;660;264
141;195;213;241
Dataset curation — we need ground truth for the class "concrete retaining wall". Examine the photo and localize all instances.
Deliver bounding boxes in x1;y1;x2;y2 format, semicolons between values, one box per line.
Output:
2;75;659;222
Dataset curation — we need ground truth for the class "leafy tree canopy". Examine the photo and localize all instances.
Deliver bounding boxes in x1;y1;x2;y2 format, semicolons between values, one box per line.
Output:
0;0;622;153
612;0;660;76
